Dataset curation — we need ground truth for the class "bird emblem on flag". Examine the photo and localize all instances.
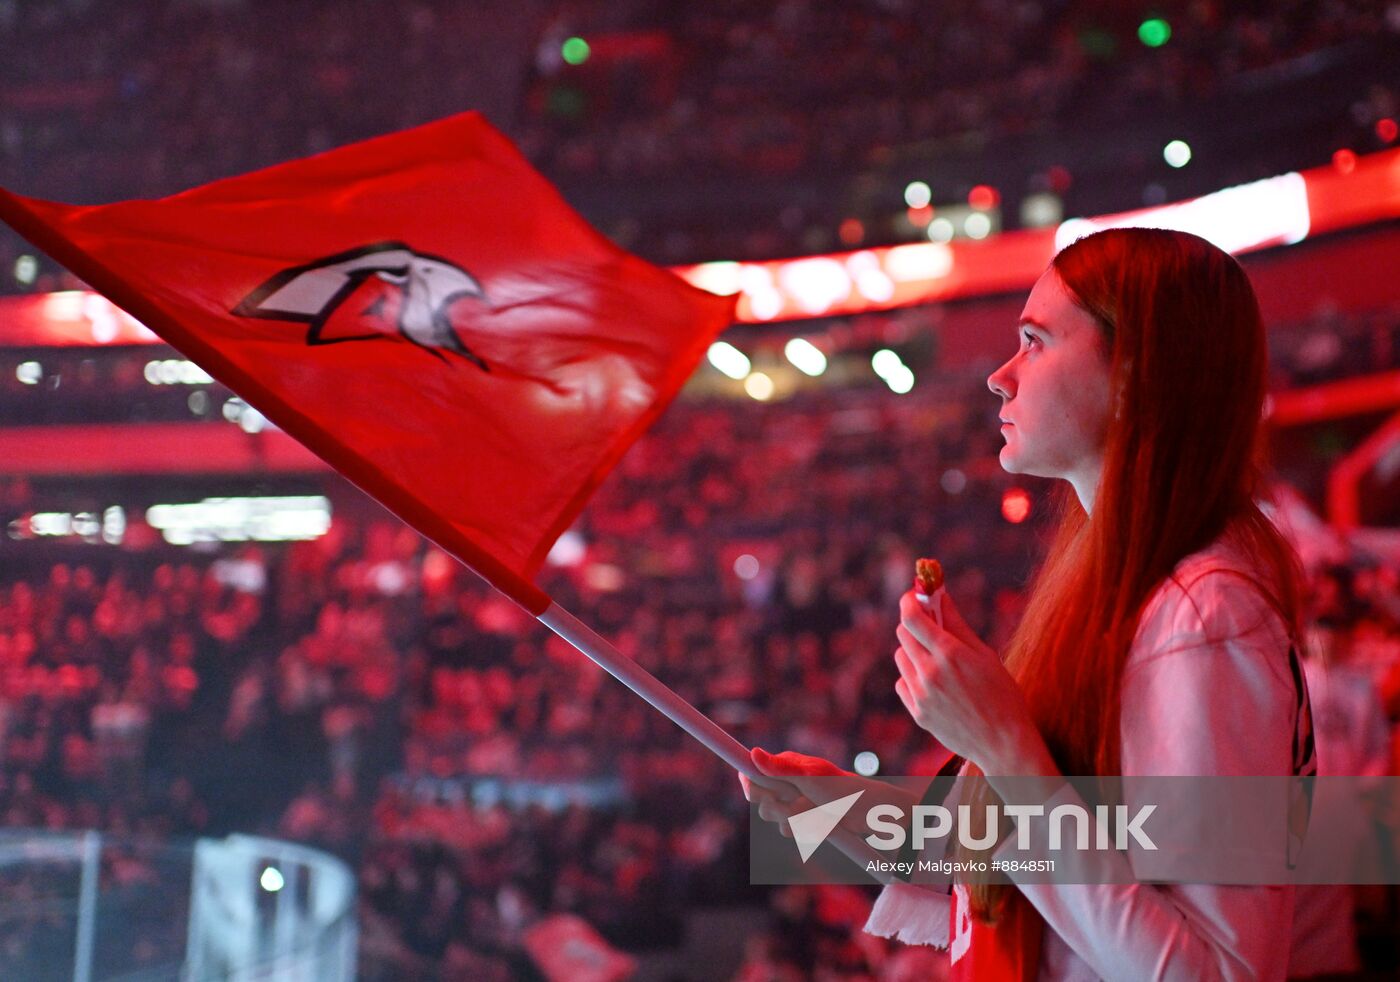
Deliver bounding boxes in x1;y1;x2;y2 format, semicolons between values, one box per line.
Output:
233;242;490;369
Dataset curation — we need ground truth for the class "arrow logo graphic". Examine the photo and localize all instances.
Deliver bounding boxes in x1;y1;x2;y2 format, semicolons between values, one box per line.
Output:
788;790;865;863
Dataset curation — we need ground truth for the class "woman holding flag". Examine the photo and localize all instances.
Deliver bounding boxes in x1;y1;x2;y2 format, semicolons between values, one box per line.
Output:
742;227;1317;980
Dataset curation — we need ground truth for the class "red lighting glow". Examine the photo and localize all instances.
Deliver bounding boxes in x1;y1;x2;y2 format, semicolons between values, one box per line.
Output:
968;185;1000;210
1001;487;1032;524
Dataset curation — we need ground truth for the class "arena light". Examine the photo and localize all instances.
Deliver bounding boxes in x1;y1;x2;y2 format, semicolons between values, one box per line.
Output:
871;349;899;378
13;255;37;286
222;396;270;433
1020;192;1063;228
904;181;932;209
144;358;214;386
846;250;896;302
561;37;590;65
30;512;96;537
885;365;915;394
1138;18;1171;47
733;554;761;580
784;337;828;376
16;361;41;385
145;496;332;545
748;288;783;321
1163;140;1192;168
10;506;123;544
260;867;285;892
743;371;774;401
905;204;933;228
739;264;784;321
1055;171;1310;255
964;212;992;239
968;185;999;210
871;348;904;379
102;506;125;544
853;751;880;776
707;341;751;380
927;217;955;242
546;529;587;567
884;243;953;282
684;261;741;296
872;349;915;393
778;256;851;316
1001;487;1032;523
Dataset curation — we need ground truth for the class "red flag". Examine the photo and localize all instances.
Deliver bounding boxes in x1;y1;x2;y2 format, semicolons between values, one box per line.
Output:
0;113;734;613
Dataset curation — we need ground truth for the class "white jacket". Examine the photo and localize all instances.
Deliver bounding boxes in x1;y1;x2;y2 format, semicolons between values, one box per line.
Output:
864;534;1317;981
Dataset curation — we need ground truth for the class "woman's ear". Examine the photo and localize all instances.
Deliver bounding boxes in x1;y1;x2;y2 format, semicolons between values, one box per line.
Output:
1112;358;1132;421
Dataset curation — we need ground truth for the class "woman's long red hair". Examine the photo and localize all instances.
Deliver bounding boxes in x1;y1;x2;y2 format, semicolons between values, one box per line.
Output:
959;227;1307;921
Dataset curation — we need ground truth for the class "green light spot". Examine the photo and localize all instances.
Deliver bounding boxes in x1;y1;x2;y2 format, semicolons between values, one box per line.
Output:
562;37;590;65
1138;18;1171;48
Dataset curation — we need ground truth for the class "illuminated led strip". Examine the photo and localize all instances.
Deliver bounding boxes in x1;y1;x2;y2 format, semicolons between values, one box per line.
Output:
1055;172;1311;255
676;147;1399;324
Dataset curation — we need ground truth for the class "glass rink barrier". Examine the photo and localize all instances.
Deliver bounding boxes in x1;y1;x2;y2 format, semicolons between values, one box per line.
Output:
0;830;356;981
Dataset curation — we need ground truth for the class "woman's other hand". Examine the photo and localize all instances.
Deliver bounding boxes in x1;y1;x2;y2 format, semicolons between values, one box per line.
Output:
738;747;849;838
738;747;922;839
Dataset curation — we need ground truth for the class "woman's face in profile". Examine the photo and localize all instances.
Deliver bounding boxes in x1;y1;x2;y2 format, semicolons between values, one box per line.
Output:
986;269;1114;485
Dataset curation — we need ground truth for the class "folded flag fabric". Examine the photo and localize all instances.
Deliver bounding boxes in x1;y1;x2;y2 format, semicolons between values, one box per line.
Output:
0;112;735;612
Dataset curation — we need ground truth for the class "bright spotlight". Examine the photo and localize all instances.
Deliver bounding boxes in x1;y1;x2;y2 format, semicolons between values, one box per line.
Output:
561;37;590;65
885;366;915;394
871;349;904;379
743;372;775;401
784;337;828;376
964;212;992;239
927;217;955;242
1163;140;1192;168
707;341;751;380
13;255;38;286
1001;487;1033;523
853;751;880;776
1138;18;1171;47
